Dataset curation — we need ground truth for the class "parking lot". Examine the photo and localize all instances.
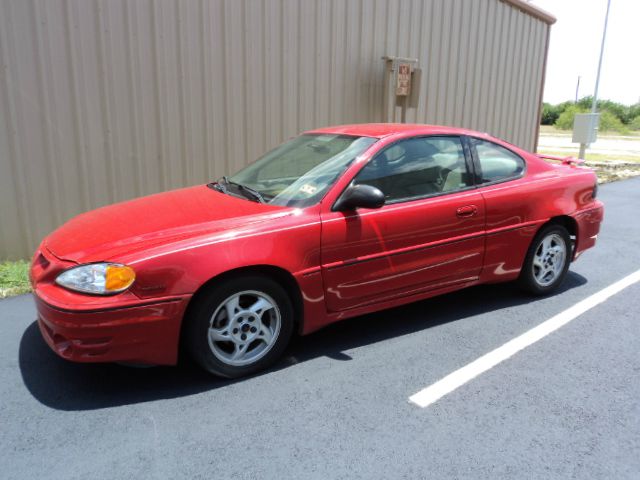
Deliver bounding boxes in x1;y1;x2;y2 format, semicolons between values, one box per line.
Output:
1;177;639;480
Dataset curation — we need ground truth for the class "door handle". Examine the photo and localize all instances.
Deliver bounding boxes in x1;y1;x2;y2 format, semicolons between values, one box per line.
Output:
456;205;478;218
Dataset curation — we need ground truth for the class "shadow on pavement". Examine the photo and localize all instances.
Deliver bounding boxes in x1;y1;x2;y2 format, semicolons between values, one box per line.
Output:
19;272;587;411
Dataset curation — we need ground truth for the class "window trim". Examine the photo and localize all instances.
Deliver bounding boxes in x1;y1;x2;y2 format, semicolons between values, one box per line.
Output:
465;135;527;187
332;134;476;210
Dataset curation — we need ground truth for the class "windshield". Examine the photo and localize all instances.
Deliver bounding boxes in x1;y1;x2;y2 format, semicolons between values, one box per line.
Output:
226;134;377;207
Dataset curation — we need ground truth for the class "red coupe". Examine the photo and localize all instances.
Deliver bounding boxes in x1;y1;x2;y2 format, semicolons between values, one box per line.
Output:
31;124;603;377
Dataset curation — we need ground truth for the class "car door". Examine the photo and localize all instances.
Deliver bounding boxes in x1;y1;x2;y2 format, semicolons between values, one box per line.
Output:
320;135;486;312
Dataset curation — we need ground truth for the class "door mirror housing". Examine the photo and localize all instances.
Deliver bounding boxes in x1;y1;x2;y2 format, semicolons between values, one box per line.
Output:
333;184;385;211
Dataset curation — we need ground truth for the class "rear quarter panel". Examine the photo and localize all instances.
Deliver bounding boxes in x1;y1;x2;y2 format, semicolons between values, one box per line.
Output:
479;156;600;283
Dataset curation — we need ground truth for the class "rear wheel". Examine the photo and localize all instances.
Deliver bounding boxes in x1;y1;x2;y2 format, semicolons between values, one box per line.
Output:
518;224;571;295
185;275;294;378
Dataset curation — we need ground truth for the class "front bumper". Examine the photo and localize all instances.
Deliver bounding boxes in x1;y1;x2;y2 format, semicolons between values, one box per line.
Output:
30;244;191;365
35;294;190;365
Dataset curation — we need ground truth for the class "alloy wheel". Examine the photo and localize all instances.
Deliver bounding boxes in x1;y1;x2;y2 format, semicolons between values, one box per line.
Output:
207;290;281;367
532;233;567;287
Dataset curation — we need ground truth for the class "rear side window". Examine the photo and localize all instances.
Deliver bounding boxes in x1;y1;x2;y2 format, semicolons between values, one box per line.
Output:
472;138;525;183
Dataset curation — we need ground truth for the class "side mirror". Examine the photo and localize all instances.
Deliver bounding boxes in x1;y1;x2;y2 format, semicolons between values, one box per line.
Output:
333;184;385;211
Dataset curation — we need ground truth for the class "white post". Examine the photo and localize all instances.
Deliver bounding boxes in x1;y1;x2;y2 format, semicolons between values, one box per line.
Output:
592;0;611;115
579;0;611;159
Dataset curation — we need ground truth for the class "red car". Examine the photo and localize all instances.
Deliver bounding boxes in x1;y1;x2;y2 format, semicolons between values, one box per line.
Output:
31;124;603;378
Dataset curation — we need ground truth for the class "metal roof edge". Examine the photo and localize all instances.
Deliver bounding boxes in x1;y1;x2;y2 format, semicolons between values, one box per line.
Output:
501;0;557;25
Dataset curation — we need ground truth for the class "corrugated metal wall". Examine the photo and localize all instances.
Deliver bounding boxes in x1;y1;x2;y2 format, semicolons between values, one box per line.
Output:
0;0;551;259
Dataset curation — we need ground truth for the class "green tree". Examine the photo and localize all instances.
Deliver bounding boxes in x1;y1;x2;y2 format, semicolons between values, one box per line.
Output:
575;96;635;125
541;103;557;125
542;102;572;125
554;105;586;130
554;103;630;133
598;110;628;133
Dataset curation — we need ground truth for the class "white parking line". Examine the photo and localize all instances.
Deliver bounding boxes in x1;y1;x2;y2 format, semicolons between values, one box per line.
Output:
409;269;640;408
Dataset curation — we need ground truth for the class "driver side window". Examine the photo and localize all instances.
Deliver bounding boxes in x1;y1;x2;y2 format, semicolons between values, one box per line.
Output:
353;136;470;203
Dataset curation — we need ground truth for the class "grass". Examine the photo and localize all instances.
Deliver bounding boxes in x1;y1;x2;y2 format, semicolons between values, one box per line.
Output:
539;125;640;137
0;260;32;298
537;149;640;163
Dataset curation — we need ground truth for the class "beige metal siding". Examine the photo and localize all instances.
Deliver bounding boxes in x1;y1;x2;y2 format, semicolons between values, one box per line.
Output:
0;0;551;259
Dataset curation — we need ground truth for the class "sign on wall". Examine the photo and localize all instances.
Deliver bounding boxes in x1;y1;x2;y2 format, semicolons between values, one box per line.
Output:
396;63;412;96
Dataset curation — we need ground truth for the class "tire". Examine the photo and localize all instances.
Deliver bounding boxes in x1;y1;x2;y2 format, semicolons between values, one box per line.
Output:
518;224;571;296
184;275;295;378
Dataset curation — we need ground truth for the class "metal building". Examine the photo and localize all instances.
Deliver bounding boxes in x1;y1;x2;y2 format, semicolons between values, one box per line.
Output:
0;0;555;259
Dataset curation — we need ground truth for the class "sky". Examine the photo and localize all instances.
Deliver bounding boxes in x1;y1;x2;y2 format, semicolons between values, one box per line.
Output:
531;0;640;106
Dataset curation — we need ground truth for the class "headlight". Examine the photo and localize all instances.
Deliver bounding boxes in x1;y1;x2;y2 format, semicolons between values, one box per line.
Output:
55;263;136;295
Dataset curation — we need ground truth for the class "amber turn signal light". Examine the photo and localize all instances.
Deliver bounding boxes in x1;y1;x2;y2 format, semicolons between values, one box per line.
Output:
105;265;136;292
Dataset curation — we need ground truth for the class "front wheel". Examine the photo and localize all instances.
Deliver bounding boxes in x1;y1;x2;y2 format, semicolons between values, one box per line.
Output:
518;224;571;295
184;275;294;378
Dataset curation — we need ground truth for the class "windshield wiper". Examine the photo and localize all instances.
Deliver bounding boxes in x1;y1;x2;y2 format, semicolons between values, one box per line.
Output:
207;181;227;194
221;176;266;204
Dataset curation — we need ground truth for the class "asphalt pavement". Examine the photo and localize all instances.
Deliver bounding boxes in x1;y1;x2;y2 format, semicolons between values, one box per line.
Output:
2;177;639;480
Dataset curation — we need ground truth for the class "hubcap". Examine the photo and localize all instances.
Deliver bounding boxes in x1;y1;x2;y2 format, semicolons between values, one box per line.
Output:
533;233;567;287
207;290;281;367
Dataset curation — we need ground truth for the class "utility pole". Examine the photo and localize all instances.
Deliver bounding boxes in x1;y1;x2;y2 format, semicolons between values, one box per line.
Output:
579;0;611;159
575;76;581;103
592;0;611;114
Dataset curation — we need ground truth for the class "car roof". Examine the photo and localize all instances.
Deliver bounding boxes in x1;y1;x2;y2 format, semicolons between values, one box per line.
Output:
305;123;492;140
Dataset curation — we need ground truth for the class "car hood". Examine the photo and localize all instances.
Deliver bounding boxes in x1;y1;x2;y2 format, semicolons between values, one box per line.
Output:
45;185;290;263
